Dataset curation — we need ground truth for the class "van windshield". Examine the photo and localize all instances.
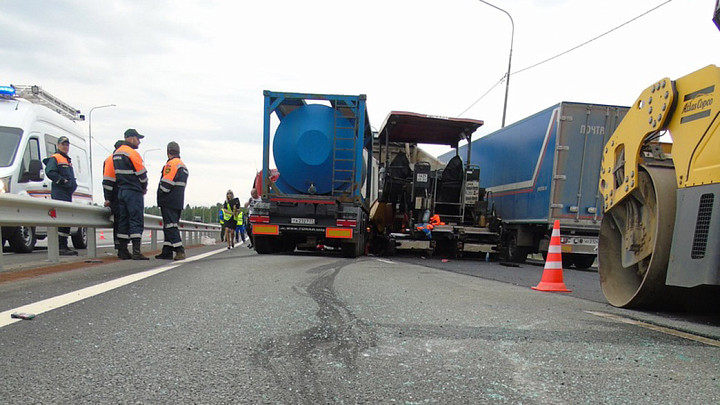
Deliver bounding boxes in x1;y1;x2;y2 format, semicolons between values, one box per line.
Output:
0;126;23;167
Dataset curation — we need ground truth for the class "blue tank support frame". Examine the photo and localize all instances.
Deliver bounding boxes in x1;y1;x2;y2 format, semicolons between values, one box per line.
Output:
262;91;373;206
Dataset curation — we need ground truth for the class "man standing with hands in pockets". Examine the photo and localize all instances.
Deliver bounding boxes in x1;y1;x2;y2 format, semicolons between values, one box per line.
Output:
113;128;150;260
43;136;79;256
155;141;189;260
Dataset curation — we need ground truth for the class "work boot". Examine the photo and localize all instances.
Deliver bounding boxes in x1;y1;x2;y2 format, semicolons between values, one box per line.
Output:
117;241;132;260
59;247;79;256
131;239;149;260
173;247;186;261
155;246;174;260
59;238;79;256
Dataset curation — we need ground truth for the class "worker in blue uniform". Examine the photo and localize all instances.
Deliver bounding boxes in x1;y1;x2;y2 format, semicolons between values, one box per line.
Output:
113;128;150;260
43;136;79;256
155;141;189;260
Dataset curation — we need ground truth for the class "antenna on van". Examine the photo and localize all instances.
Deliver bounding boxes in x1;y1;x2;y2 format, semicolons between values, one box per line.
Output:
12;85;84;121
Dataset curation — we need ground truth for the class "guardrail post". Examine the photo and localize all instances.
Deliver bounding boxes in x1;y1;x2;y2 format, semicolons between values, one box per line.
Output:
151;230;158;251
87;227;97;259
48;227;59;263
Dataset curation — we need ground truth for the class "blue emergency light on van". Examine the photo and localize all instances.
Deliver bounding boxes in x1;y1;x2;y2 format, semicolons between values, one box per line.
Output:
0;85;16;96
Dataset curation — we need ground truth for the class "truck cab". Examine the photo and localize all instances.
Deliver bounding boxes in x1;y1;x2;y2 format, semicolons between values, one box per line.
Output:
0;85;92;252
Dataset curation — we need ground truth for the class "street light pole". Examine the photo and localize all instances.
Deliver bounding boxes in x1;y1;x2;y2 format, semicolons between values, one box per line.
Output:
478;0;514;128
88;104;116;193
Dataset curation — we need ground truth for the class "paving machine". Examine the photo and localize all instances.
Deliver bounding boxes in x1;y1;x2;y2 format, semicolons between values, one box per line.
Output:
370;111;500;257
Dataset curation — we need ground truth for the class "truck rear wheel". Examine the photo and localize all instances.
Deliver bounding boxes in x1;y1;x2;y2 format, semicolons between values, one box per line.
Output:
342;234;365;258
506;232;528;263
571;254;596;270
8;226;36;253
254;235;273;254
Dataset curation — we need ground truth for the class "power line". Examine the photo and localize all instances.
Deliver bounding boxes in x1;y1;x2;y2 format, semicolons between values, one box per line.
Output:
512;0;672;75
457;0;673;117
92;136;112;154
457;76;505;117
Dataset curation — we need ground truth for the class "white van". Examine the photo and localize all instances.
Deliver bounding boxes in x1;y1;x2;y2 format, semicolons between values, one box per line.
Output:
0;85;92;252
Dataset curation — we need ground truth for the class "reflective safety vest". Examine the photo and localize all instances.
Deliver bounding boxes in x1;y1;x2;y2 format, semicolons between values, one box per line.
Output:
43;152;77;201
157;157;188;209
102;153;117;203
236;211;243;226
222;201;235;221
113;143;148;193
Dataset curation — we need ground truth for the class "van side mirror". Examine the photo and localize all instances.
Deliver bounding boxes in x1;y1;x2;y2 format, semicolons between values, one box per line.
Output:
28;159;44;182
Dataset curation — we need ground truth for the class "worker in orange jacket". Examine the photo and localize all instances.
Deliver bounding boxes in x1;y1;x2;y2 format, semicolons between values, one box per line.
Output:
112;129;149;260
154;142;189;260
102;140;125;252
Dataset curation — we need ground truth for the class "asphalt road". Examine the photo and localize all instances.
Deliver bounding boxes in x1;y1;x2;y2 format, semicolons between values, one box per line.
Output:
0;244;718;404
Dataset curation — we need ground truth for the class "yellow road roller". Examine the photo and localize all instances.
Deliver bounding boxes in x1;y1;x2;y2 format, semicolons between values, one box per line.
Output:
598;64;720;308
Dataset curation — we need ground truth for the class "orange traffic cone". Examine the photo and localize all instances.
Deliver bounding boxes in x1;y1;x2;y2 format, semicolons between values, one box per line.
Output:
532;220;571;292
99;231;106;240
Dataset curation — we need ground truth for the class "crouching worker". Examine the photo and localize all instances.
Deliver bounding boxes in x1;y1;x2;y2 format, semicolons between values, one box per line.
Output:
155;141;189;260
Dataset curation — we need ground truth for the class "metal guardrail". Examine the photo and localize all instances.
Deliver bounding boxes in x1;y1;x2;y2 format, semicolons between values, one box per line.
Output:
0;193;222;270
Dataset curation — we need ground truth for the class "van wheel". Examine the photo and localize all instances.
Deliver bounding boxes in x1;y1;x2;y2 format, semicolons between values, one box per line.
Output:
71;227;88;249
8;226;36;253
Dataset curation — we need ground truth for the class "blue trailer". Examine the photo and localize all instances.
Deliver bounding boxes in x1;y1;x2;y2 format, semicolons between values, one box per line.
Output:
441;102;629;267
249;91;374;258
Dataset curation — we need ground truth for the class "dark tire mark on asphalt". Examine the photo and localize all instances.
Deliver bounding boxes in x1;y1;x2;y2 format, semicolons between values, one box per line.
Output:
252;259;377;403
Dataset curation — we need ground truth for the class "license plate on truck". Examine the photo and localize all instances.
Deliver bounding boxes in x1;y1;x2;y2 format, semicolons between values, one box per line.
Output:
291;218;315;225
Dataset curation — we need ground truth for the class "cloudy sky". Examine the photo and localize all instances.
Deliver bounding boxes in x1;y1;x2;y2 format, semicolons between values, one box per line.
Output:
1;0;717;207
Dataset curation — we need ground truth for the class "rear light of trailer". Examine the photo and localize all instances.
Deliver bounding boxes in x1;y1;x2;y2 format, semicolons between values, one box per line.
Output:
250;215;270;224
336;219;357;228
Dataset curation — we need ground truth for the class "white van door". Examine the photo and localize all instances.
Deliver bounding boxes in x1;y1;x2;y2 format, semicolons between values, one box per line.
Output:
16;135;46;197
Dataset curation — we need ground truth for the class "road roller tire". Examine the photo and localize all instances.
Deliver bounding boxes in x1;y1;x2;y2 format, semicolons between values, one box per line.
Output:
597;166;677;308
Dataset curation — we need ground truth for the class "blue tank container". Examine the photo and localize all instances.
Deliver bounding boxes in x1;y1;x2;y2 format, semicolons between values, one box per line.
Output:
272;104;355;195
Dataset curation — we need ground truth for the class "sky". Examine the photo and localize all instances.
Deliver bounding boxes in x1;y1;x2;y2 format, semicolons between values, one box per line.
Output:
1;0;718;208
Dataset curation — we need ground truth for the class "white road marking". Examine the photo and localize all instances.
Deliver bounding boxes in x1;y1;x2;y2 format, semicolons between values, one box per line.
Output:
585;310;720;347
375;258;395;264
0;247;227;328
